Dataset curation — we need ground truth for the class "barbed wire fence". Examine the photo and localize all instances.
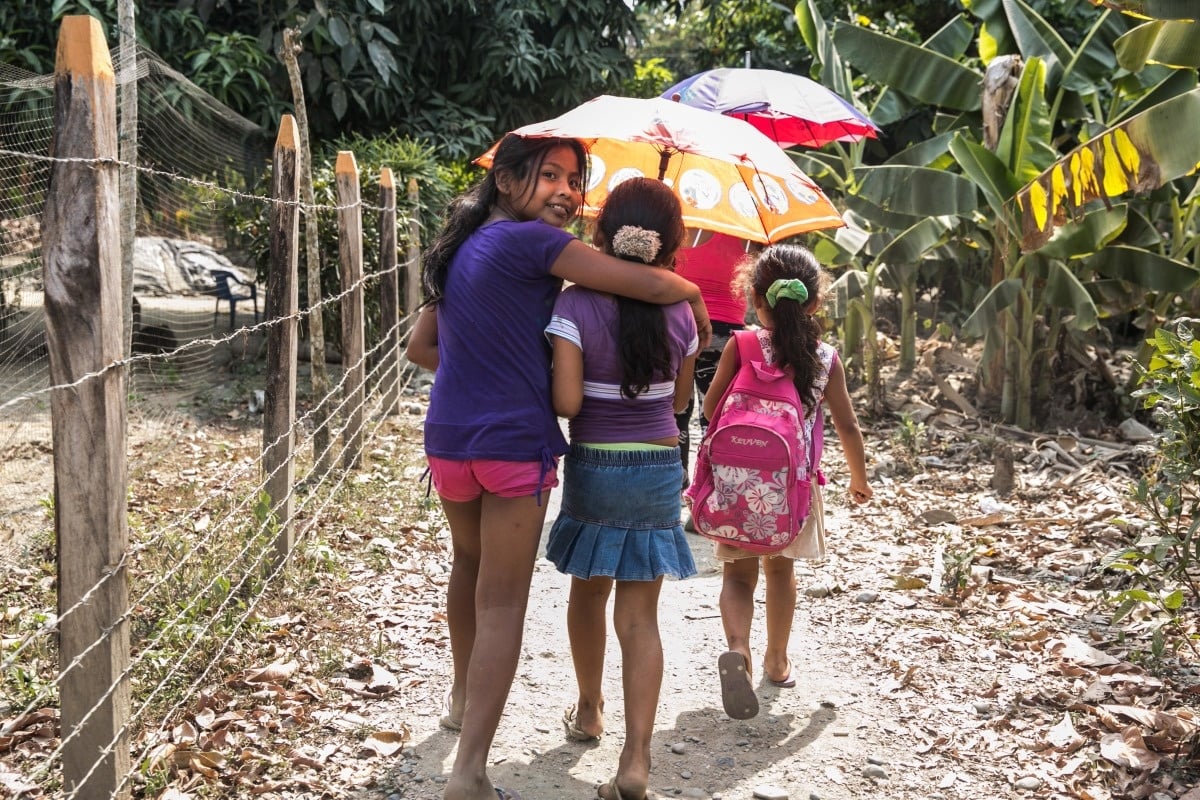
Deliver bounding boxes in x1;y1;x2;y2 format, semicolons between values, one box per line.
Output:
0;16;432;799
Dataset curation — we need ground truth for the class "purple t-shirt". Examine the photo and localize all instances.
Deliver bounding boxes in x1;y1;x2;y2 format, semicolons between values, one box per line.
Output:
425;219;574;461
546;286;698;443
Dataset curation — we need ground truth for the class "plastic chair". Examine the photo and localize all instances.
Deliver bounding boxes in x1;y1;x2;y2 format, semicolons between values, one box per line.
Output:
210;270;258;330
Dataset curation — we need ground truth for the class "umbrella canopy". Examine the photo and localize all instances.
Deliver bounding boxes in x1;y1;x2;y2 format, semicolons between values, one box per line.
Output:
662;68;879;149
476;95;843;244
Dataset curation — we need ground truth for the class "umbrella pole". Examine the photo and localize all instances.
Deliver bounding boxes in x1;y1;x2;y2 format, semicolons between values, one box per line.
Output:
657;150;671;181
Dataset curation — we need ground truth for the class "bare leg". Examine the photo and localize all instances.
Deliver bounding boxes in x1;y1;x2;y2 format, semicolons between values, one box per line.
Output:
443;491;549;800
440;498;482;727
567;575;611;738
761;556;797;682
719;557;760;676
599;578;664;800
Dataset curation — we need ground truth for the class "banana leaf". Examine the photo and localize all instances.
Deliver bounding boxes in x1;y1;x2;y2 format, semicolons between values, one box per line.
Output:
831;23;983;111
1042;258;1100;329
842;193;924;230
1036;205;1128;259
1016;87;1200;250
962;278;1023;338
1116;20;1200;70
996;57;1058;184
794;0;852;100
886;130;965;168
853;165;980;217
965;0;1079;89
1113;67;1197;124
870;15;978;127
1090;0;1200;19
1087;245;1200;291
872;215;958;267
947;134;1023;229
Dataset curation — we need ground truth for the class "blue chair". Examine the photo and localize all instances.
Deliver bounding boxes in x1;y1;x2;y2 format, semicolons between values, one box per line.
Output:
210;270;258;330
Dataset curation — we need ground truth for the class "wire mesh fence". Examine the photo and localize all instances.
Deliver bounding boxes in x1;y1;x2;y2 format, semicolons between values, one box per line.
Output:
1;17;430;798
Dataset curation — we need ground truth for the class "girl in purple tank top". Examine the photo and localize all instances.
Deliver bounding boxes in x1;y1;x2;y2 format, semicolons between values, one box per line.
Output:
544;178;698;800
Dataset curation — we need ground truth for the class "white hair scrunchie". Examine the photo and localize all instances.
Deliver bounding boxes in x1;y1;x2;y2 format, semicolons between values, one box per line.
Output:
610;225;662;264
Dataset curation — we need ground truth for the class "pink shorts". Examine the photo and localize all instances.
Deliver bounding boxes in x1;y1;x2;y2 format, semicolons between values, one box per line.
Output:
427;456;559;502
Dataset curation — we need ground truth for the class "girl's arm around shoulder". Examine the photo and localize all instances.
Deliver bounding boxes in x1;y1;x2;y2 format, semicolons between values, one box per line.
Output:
550;240;712;349
406;306;439;371
823;355;872;504
701;337;740;421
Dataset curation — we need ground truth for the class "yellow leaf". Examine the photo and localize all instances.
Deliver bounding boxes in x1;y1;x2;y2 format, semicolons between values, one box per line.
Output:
891;575;928;591
1051;163;1068;208
1078;147;1099;198
1101;134;1130;196
1113;128;1140;174
1029;180;1048;231
1069;152;1084;205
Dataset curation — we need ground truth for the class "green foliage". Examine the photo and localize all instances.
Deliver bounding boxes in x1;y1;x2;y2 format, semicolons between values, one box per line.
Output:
1104;320;1200;654
227;132;459;351
620;57;676;99
185;32;285;128
5;0;684;159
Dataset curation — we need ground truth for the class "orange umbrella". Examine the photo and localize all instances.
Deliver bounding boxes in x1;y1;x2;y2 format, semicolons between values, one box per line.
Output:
476;95;843;244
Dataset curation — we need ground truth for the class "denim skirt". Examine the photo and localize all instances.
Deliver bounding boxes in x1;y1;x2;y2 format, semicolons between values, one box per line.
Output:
546;444;698;582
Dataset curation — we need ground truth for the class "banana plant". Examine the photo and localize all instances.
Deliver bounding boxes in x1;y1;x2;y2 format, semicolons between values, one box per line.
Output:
794;0;983;394
809;0;1200;427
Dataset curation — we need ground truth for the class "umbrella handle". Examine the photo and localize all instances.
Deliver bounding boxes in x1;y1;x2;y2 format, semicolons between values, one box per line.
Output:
657;149;671;181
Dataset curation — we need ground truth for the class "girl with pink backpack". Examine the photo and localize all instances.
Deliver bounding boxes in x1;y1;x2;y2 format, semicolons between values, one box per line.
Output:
687;244;872;720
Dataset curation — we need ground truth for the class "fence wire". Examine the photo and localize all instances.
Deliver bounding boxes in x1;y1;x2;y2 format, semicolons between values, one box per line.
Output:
0;41;433;799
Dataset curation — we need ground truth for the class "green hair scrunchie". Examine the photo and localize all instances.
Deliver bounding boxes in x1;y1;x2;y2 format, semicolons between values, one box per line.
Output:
765;278;809;308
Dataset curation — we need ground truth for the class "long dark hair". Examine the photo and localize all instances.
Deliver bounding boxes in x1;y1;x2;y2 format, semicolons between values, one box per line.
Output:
593;178;685;399
739;244;827;412
421;134;588;301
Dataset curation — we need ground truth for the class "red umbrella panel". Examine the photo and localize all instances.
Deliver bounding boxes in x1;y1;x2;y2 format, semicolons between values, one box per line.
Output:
662;68;879;150
477;95;844;244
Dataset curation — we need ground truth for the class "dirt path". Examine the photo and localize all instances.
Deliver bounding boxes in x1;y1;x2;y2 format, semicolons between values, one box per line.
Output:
348;489;960;800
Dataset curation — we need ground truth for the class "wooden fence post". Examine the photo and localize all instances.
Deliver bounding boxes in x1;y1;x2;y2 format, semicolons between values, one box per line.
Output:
335;151;364;469
42;15;131;799
276;29;332;480
378;167;400;416
264;115;299;566
404;177;422;324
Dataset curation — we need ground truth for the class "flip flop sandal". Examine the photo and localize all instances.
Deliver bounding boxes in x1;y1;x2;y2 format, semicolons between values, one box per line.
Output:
439;688;462;732
718;651;759;720
563;703;601;742
765;659;796;688
495;787;523;800
597;776;649;800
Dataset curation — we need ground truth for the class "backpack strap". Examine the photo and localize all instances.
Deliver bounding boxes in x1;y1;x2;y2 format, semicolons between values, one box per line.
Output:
733;327;763;373
704;330;758;431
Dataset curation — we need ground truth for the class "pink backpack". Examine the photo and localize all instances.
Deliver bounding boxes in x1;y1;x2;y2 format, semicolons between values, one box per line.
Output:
686;330;827;554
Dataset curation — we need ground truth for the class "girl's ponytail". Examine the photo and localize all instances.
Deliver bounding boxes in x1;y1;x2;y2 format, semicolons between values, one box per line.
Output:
744;245;827;412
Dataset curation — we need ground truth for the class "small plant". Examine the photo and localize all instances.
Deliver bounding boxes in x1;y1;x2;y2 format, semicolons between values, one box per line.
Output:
939;543;979;607
1103;320;1200;656
890;411;927;475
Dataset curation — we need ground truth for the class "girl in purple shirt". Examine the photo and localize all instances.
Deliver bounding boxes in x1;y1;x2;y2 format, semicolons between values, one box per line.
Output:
544;178;698;800
406;136;710;800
